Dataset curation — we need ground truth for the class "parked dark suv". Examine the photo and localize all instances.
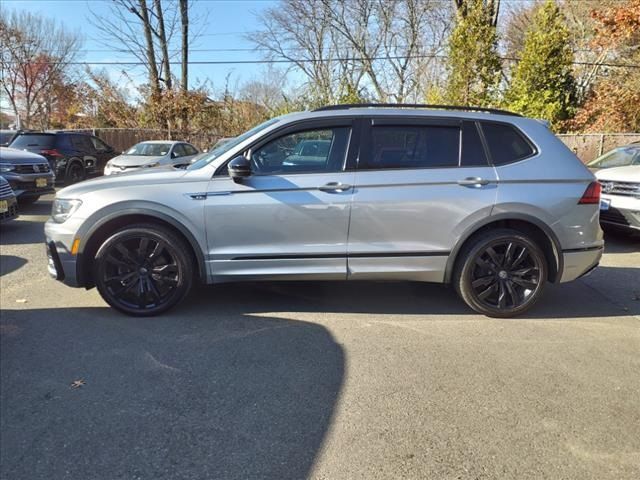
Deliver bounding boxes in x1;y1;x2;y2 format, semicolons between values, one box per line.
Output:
9;132;117;184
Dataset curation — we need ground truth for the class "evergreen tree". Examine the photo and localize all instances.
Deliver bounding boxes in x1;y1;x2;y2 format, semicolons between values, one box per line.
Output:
505;0;576;129
444;0;501;106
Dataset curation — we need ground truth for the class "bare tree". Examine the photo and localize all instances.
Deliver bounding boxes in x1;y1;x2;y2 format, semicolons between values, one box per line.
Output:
0;10;81;128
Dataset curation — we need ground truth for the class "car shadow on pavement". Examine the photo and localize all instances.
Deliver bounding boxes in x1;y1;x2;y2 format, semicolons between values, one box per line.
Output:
15;199;53;217
178;267;639;320
0;220;47;246
0;255;27;277
0;307;344;480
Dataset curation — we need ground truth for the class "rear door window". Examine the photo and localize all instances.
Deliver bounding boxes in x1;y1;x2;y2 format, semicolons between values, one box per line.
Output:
461;121;489;167
9;134;55;149
363;125;460;170
480;122;535;165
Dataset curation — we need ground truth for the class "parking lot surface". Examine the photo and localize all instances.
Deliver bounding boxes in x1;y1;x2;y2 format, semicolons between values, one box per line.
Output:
1;195;639;480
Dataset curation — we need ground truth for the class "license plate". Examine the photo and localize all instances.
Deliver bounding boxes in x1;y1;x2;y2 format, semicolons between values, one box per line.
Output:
600;199;610;211
36;178;47;188
0;200;7;213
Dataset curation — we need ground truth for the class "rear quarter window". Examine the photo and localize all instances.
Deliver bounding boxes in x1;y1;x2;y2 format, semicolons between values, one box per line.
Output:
481;122;535;165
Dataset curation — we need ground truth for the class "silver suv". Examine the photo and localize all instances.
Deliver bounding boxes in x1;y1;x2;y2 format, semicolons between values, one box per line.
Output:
45;105;604;317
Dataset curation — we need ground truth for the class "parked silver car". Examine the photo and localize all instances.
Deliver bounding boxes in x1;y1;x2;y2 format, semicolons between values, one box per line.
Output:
104;140;199;175
45;105;604;317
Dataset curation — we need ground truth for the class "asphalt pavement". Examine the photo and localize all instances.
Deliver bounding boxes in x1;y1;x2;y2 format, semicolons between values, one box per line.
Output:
1;195;639;480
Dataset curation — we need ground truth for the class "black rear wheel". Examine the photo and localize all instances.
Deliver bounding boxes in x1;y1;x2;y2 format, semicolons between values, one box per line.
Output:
454;229;547;317
66;162;85;184
94;224;193;316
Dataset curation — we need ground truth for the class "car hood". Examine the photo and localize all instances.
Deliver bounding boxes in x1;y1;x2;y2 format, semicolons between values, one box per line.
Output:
57;166;189;198
0;147;48;164
110;154;165;167
595;165;640;182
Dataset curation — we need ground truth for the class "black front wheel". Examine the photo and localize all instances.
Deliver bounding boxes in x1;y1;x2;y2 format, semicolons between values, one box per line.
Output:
454;229;548;317
94;224;194;316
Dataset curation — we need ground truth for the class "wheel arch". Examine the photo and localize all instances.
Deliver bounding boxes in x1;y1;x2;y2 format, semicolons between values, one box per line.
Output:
77;209;206;288
444;213;563;284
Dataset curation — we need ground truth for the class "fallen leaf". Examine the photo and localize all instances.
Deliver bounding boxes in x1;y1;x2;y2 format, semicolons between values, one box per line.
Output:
70;379;86;388
15;299;27;303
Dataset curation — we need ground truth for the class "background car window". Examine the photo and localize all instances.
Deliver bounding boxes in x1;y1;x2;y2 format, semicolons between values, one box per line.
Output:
365;125;460;169
70;135;91;151
251;127;350;174
588;147;640;168
91;136;109;152
9;134;55;148
481;123;535;165
172;144;187;158
461;121;489;167
126;143;171;156
184;144;198;155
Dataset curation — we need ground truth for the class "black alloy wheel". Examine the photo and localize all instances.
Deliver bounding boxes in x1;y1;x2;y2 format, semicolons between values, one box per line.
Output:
94;225;193;316
66;162;85;184
455;229;547;317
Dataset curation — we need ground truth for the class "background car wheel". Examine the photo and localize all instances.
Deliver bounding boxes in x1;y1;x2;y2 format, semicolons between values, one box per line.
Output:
17;195;40;205
94;224;194;316
66;162;85;184
454;228;548;318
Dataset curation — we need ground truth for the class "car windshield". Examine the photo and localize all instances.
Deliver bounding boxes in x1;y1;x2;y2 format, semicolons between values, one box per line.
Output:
188;118;280;170
9;134;55;148
125;143;172;156
0;132;16;146
588;146;640;169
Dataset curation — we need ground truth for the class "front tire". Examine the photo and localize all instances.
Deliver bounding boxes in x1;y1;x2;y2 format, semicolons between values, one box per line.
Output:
94;224;194;316
454;229;547;317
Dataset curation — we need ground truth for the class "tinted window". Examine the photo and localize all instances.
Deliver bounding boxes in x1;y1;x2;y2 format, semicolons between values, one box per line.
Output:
251;127;350;175
172;144;187;158
9;134;55;148
481;122;535;165
0;131;16;146
365;126;459;169
91;136;109;151
461;121;488;167
70;135;91;150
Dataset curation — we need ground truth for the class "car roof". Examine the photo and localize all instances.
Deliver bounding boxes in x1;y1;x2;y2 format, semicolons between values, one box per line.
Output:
136;140;181;145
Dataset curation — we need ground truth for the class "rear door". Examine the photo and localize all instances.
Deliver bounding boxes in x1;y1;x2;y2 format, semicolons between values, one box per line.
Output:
347;117;498;282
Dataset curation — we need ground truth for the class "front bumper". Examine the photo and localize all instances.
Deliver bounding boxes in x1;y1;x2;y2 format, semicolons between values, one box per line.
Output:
0;195;19;222
559;246;604;283
599;193;640;231
5;172;56;197
44;217;85;287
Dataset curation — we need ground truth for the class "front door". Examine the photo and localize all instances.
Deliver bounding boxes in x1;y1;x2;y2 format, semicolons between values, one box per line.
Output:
204;121;357;282
347;118;498;282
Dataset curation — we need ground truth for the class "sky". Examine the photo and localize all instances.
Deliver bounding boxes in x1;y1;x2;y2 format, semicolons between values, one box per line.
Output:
1;0;284;95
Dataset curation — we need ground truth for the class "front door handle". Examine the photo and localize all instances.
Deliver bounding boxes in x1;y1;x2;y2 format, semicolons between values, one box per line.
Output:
318;182;352;193
457;177;490;187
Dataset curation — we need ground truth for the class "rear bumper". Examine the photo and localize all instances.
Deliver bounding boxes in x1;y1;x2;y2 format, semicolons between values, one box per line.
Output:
559;246;604;283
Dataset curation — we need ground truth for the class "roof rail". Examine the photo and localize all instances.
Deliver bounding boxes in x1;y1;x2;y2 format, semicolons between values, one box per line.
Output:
313;103;521;116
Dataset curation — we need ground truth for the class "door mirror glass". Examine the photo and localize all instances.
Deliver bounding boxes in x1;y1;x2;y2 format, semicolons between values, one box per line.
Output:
228;155;252;182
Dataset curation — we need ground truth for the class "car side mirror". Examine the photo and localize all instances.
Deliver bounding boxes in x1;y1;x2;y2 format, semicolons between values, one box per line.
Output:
228;155;251;182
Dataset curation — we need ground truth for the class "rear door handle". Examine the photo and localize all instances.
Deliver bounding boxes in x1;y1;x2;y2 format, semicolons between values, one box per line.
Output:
318;182;352;193
457;177;490;187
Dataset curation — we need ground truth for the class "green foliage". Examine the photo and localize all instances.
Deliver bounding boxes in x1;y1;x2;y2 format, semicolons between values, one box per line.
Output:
505;0;577;130
444;0;501;106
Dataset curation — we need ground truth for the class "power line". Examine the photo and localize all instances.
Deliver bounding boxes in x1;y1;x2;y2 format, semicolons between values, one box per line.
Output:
2;55;639;69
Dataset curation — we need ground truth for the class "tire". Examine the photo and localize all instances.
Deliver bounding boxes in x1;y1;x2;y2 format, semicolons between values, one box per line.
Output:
94;224;194;316
18;195;40;205
453;228;548;318
66;161;85;184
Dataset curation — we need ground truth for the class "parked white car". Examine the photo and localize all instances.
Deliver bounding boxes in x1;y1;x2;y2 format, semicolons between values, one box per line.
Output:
595;165;640;233
104;141;199;175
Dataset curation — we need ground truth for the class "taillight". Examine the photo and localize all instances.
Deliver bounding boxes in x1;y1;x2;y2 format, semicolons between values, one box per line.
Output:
578;181;601;204
41;149;63;158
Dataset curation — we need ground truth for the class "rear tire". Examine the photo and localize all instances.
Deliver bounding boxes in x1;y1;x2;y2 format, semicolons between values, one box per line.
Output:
94;224;194;316
454;228;547;317
66;161;85;184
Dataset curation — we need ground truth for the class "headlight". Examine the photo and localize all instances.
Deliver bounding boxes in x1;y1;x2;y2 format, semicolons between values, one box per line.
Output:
105;160;113;168
143;162;159;168
52;199;82;223
0;163;15;173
